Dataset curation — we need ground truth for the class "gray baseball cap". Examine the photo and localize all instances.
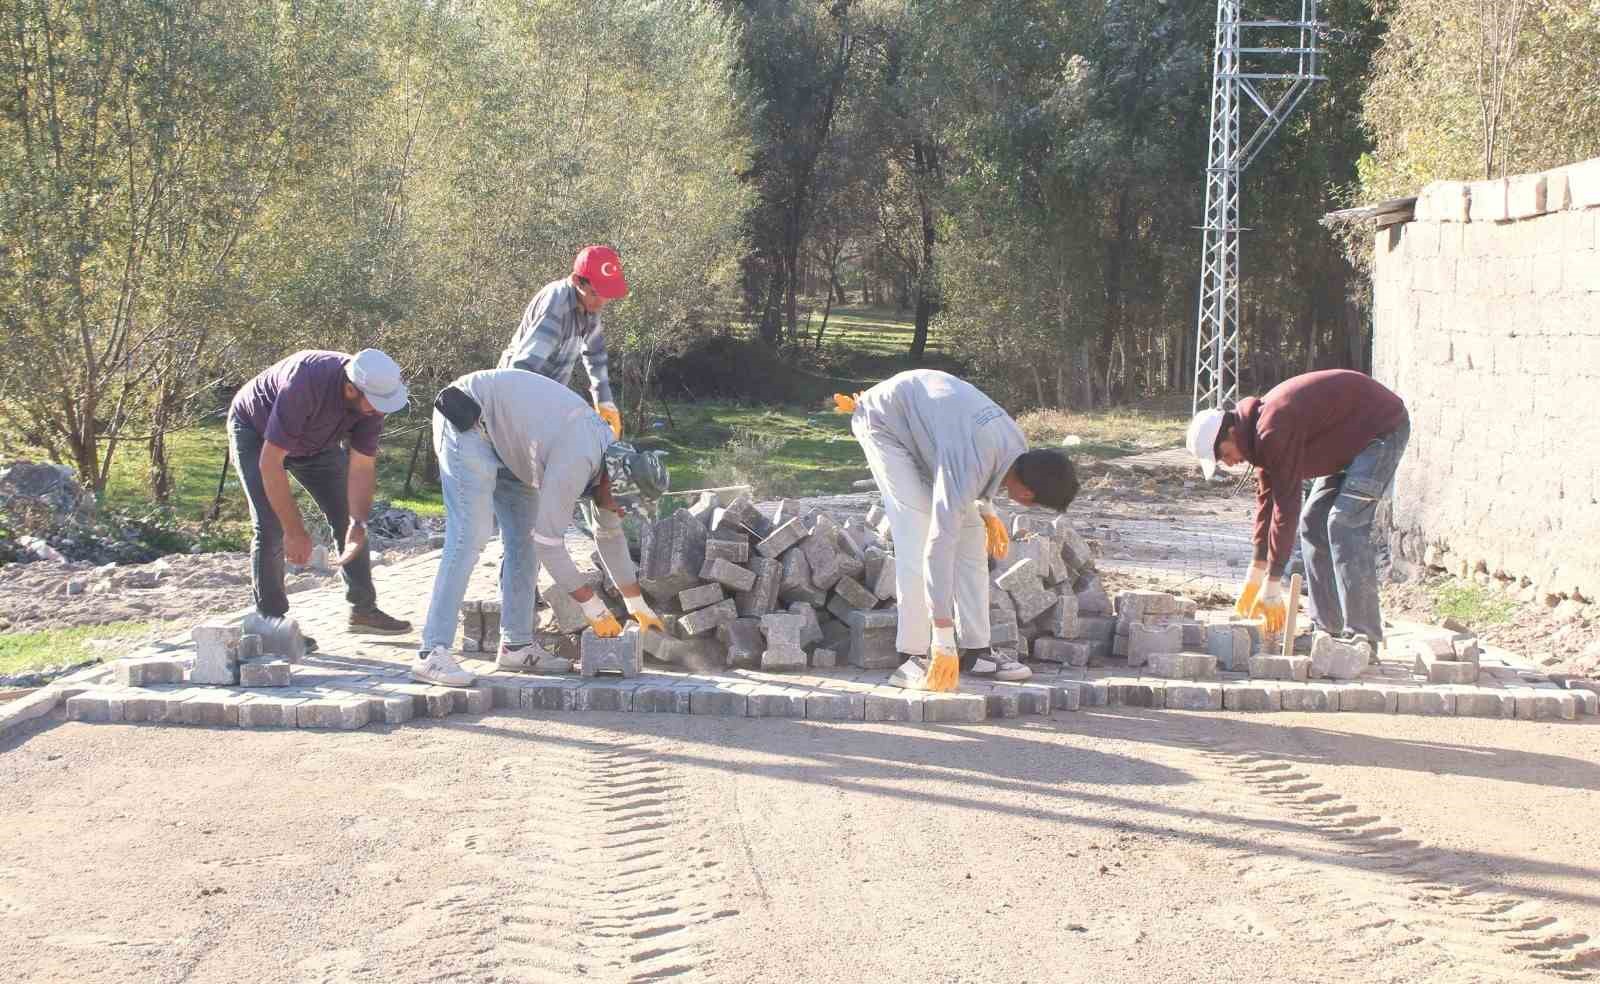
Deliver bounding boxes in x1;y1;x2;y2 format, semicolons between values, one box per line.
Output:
345;348;409;414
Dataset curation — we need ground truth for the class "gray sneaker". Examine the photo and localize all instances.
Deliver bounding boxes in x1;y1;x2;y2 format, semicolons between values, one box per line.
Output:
888;656;930;691
497;641;571;674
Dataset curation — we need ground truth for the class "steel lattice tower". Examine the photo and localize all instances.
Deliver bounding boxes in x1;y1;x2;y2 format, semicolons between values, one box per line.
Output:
1193;0;1325;413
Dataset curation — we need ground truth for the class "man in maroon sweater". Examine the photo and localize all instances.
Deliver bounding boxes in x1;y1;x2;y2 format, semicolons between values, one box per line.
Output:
1186;370;1410;645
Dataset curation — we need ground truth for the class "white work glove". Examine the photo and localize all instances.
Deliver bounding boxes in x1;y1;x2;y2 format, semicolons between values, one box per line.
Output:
580;594;623;638
596;401;622;439
927;624;959;692
623;593;664;634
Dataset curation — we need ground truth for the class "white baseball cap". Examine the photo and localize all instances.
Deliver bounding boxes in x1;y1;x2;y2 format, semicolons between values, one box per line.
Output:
1185;408;1226;479
345;349;409;413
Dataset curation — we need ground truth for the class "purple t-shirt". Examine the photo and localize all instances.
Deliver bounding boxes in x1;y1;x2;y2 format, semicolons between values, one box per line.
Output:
230;351;384;457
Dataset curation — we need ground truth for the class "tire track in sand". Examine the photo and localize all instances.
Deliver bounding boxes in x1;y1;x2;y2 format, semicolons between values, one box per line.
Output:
1179;736;1599;981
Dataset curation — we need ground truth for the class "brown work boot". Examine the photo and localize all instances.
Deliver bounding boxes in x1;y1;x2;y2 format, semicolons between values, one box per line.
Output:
349;607;412;636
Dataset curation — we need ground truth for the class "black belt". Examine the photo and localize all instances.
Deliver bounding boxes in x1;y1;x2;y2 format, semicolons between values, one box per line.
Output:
434;385;482;433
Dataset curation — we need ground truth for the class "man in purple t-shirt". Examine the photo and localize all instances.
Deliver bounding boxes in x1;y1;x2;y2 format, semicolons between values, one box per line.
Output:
228;349;413;640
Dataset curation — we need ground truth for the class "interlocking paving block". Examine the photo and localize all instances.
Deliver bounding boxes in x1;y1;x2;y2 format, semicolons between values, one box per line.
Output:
702;537;749;567
868;551;896;600
1075;615;1117;643
1222;684;1280;712
995;558;1043;593
1572;690;1599;716
1338;685;1398;714
734;557;782;617
864;690;923;722
238;634;262;661
639;509;709;600
121;688;189;724
1396;690;1455;716
811;647;839;669
800;516;845;589
1147;653;1218;681
833;574;878;612
1075;580;1112;616
634;685;693;713
296;696;372;730
847;607;899;669
788;602;824;647
760;646;807;672
755;518;807;558
1107;680;1165;708
1011;586;1057;623
362;691;417;725
777;548;827;607
573;682;635;712
519;679;583;712
1513;690;1576;721
1277;684;1341;712
714;493;772;539
1451;687;1515;718
1414;654;1478;685
921;692;986;724
760;611;805;645
1165;683;1224;711
678;582;725;612
1127;623;1182;668
805;690;866;720
989;618;1021;648
449;687;492;715
659;636;728;671
179;690;251;727
719;617;765;668
1044;592;1079;638
1031;637;1088;667
983;690;1021;719
66;690;124;723
1012;683;1054;716
746;686;806;717
1248;655;1309;682
1116;590;1181;617
237;696;308;728
239;659;292;688
1310;632;1370;680
1051;682;1086;711
1179;621;1206;649
190;623;242;685
678;598;739;637
578;626;643;680
690;687;747;716
114;656;185;688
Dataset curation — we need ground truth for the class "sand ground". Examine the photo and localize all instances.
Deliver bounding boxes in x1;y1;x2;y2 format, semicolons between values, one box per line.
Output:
4;709;1599;983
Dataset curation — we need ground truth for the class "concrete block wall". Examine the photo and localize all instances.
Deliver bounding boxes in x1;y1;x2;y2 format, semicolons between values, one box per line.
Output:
1371;157;1600;602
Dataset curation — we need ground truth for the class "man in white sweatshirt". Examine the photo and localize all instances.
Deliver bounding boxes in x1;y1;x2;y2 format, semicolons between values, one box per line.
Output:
843;370;1079;692
412;369;667;687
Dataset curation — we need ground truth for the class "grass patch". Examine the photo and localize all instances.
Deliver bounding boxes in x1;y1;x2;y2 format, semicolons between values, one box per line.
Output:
0;620;166;677
631;401;866;499
1430;581;1516;627
1015;404;1189;460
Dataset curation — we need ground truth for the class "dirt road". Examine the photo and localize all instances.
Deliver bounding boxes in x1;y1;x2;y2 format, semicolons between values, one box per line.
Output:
4;710;1598;983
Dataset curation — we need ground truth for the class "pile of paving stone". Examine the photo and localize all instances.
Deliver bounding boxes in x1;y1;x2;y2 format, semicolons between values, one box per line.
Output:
499;494;1112;675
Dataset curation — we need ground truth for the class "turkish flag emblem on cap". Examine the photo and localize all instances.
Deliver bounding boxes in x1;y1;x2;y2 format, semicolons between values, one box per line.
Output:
573;245;628;300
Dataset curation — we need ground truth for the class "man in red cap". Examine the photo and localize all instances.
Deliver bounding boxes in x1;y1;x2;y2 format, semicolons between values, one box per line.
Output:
499;245;629;438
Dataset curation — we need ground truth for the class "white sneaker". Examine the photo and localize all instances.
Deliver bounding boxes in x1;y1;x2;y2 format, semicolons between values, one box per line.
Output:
412;646;475;688
970;653;1033;682
888;656;930;691
497;641;572;674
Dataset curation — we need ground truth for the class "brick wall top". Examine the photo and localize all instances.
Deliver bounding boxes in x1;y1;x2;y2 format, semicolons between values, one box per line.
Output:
1412;157;1600;224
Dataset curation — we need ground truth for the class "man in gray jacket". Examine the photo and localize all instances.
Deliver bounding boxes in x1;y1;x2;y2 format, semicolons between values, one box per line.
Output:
413;369;667;687
843;370;1078;691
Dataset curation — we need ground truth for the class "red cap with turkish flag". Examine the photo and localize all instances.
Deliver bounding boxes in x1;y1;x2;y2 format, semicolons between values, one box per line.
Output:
573;245;628;300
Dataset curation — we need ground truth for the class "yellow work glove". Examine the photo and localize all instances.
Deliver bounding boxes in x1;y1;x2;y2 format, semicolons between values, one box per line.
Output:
978;503;1009;561
596;401;623;439
831;392;857;414
624;594;664;634
1234;561;1268;620
1252;578;1287;635
580;595;623;638
926;625;959;693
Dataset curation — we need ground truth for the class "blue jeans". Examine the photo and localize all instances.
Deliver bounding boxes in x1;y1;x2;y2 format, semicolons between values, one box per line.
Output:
419;410;541;652
228;414;377;618
1299;417;1410;641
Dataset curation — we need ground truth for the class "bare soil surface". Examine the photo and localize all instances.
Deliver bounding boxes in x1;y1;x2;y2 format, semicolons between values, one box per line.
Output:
4;709;1599;983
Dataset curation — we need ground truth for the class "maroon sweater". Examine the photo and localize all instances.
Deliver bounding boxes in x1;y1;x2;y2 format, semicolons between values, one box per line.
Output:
1237;370;1408;576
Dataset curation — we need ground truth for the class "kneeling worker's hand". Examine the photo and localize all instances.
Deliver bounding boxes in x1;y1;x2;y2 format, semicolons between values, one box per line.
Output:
580;595;624;638
624;594;665;634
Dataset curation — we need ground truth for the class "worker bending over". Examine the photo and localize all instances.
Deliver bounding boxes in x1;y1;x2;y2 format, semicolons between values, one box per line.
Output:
840;370;1079;692
414;369;667;687
1186;369;1410;649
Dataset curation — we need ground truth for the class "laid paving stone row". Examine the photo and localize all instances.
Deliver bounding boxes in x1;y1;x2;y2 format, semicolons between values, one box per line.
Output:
38;511;1594;737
